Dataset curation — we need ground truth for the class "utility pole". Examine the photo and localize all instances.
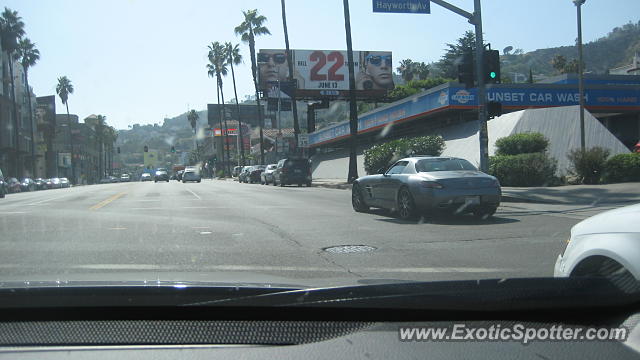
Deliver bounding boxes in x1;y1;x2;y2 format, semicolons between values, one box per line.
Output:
280;0;300;149
343;0;359;183
575;0;586;151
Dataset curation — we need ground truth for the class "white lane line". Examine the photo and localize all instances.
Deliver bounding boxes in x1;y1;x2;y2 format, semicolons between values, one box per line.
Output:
0;211;27;215
65;264;511;273
130;207;164;210
186;188;202;200
181;206;209;209
26;191;80;206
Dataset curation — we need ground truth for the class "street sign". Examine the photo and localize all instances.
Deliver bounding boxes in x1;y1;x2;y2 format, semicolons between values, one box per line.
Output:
372;0;430;14
298;134;309;148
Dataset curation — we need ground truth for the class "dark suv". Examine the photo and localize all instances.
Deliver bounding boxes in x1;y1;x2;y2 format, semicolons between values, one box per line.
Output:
273;158;312;187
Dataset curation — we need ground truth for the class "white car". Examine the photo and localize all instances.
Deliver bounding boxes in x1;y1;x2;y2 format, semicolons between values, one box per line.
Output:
554;203;640;281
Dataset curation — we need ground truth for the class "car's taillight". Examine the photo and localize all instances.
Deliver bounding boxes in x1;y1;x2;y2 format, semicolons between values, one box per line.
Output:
282;168;288;173
421;181;444;189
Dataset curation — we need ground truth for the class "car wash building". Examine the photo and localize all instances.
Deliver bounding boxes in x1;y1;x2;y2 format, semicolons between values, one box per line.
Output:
308;74;640;178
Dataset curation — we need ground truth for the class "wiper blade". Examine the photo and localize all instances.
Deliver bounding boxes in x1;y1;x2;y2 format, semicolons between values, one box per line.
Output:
183;277;640;311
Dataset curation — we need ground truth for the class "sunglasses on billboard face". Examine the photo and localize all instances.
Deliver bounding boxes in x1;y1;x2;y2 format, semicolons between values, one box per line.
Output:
258;53;287;64
366;55;392;67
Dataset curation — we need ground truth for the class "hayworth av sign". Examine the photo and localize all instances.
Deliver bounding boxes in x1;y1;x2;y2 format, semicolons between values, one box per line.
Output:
372;0;430;13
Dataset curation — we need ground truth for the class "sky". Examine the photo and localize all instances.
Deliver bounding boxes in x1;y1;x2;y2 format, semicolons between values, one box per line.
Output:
6;0;640;130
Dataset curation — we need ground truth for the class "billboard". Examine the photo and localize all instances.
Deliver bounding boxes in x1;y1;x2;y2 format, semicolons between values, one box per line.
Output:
207;104;262;127
35;95;56;128
258;49;394;99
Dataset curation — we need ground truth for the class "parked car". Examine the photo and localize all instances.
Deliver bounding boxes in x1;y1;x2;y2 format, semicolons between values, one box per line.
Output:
19;178;36;192
44;178;54;189
49;177;62;188
34;178;48;190
232;166;243;178
351;156;501;220
140;173;152;182
273;158;312;187
260;164;277;185
60;177;71;188
248;165;266;184
0;168;6;198
555;203;640;282
154;169;169;182
182;169;202;183
238;166;252;183
6;178;22;193
120;174;131;182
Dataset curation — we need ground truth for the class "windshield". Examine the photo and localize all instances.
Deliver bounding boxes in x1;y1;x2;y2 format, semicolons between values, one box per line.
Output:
416;158;477;172
1;0;639;311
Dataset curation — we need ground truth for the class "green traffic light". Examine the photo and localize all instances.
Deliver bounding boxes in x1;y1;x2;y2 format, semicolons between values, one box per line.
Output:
490;71;497;79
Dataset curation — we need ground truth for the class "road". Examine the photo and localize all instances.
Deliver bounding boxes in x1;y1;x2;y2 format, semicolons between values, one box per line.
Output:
0;179;621;285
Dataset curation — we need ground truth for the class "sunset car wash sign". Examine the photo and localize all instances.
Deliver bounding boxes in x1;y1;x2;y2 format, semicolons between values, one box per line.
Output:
373;0;430;14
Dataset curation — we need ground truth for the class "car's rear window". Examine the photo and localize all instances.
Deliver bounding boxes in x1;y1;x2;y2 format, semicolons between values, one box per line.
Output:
285;159;309;168
416;159;477;172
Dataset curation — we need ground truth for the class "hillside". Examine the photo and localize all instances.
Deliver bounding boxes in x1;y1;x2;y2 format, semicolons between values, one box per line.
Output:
502;21;640;78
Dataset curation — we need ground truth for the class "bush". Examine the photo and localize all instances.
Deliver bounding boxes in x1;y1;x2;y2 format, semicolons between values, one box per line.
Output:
604;153;640;183
495;132;549;156
363;135;445;174
567;147;610;184
489;153;558;187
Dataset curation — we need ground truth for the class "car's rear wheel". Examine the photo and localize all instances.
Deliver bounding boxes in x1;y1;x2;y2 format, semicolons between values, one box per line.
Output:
473;206;497;219
571;256;636;287
397;187;417;220
351;184;369;213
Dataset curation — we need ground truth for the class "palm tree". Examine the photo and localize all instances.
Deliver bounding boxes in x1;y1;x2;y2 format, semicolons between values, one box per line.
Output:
104;126;117;176
186;109;200;154
56;76;75;183
397;59;415;82
208;41;231;176
207;62;226;174
414;62;430;80
16;38;40;177
235;9;270;165
1;7;26;176
342;0;359;183
225;42;245;165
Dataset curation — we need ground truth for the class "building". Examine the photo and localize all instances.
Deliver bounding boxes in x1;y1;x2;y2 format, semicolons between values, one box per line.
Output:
0;43;39;178
308;74;640;178
610;53;640;76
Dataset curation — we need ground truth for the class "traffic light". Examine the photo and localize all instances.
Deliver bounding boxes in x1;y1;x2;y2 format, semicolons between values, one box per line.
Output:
144;145;148;153
117;147;121;154
487;101;503;118
171;146;176;153
484;50;500;84
457;50;474;88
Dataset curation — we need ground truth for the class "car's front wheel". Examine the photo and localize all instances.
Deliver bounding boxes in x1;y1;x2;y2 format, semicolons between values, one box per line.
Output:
397;187;417;220
351;184;369;213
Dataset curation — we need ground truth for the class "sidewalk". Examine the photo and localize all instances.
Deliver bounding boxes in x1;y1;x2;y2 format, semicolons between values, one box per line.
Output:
312;178;640;205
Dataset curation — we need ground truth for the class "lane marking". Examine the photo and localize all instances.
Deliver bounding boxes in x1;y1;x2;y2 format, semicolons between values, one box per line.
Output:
130;207;164;210
89;192;127;210
0;211;27;215
108;227;127;230
192;227;210;229
186;188;201;200
200;231;212;235
26;191;79;206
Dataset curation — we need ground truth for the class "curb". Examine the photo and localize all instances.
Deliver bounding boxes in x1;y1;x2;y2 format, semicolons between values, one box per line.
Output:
314;183;351;190
500;194;555;204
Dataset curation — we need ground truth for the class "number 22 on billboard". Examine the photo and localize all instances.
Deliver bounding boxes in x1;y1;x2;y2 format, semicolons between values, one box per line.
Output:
309;51;345;81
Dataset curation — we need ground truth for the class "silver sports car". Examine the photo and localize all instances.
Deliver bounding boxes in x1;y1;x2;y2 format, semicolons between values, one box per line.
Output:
352;156;502;220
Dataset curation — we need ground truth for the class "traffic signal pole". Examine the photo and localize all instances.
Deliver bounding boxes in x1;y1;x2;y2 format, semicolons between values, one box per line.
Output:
431;0;489;172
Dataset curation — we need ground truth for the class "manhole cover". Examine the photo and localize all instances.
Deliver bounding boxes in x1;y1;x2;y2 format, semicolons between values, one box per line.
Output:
323;245;377;254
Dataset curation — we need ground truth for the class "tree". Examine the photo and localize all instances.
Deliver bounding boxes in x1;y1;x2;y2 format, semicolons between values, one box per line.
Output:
397;59;415;82
187;109;199;134
208;41;231;176
225;42;245;165
413;62;430;80
551;54;567;73
1;7;26;176
436;31;477;79
207;62;226;174
235;9;270;165
16;37;40;176
56;76;75;183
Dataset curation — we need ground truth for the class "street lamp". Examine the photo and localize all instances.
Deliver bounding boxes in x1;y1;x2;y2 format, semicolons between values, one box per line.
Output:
574;0;586;151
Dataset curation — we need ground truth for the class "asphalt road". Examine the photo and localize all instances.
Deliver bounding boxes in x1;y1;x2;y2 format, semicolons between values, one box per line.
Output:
0;179;621;285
